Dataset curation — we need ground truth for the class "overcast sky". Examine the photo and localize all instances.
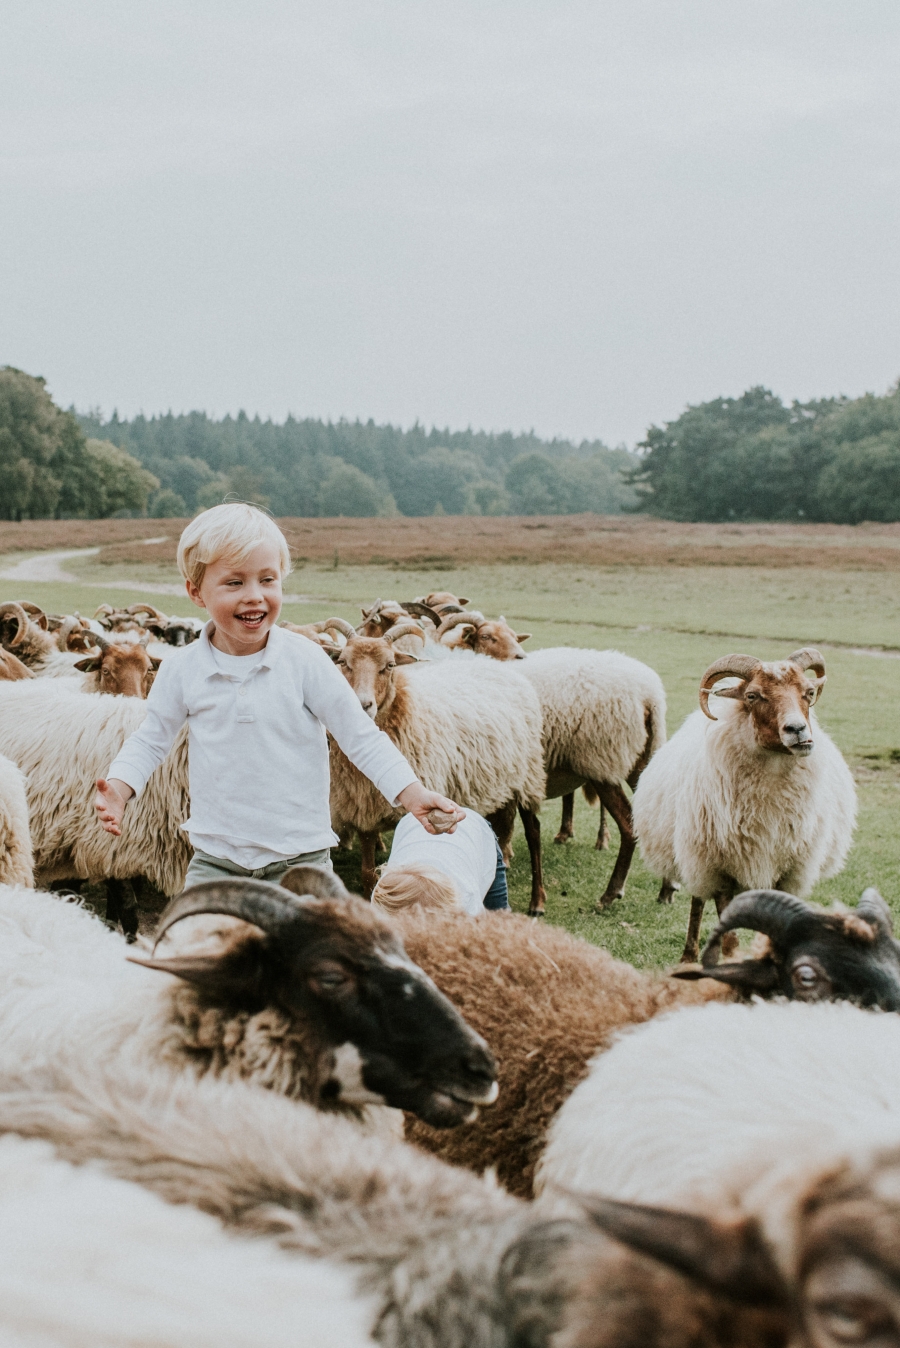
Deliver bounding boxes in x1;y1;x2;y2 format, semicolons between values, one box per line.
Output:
2;2;900;446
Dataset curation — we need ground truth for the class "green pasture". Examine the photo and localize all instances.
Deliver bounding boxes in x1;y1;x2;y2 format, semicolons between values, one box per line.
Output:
2;547;898;967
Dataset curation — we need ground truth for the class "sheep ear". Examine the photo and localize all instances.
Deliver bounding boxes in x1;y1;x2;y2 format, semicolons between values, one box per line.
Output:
150;657;163;670
394;651;420;665
671;959;781;993
73;657;101;672
577;1194;787;1307
128;930;267;1001
516;632;531;643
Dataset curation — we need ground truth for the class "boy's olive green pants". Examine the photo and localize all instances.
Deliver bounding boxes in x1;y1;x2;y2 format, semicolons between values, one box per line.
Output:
183;847;332;890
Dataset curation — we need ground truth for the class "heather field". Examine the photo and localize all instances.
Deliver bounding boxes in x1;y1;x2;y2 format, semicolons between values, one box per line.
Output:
1;514;897;968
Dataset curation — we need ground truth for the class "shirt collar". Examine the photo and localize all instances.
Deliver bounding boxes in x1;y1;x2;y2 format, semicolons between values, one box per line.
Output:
199;620;283;678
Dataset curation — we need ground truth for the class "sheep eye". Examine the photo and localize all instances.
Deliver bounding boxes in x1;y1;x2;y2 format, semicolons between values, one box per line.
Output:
816;1299;891;1343
793;962;819;988
310;966;351;992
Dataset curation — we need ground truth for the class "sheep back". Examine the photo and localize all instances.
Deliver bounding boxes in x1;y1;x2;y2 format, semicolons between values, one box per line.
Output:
633;703;857;897
521;648;666;787
0;682;190;894
0;752;32;888
0;1131;373;1348
536;999;900;1271
399;908;729;1196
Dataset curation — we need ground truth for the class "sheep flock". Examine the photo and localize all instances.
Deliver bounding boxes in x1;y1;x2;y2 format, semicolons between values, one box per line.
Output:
2;581;900;1348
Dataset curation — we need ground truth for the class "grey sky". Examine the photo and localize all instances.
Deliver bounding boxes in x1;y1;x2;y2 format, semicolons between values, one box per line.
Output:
2;1;899;446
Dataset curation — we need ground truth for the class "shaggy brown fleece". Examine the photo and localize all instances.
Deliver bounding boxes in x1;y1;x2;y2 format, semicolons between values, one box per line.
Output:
399;910;730;1197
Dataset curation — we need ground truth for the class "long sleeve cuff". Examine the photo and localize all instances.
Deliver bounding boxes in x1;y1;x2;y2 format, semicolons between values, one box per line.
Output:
106;754;151;800
378;763;419;809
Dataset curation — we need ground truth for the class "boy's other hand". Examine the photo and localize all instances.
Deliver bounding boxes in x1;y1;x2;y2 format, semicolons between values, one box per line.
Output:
94;778;135;836
397;783;465;834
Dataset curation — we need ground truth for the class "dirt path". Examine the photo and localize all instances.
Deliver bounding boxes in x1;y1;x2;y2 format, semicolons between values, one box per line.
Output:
0;545;315;603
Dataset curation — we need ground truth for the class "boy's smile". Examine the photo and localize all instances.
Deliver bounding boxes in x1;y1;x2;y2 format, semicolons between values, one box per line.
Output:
185;541;284;655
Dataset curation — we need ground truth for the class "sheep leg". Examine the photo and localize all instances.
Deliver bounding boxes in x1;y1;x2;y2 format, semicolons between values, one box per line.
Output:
714;886;739;958
593;783;636;908
359;831;379;900
106;878;139;943
518;806;546;917
594;804;610;852
682;897;706;963
554;794;575;844
656;879;677;904
487;801;517;864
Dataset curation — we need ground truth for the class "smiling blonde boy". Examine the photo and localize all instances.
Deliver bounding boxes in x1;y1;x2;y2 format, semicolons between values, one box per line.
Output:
95;503;462;887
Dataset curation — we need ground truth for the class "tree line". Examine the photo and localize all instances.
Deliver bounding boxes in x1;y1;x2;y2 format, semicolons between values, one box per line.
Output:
631;384;900;523
4;364;899;521
74;405;637;518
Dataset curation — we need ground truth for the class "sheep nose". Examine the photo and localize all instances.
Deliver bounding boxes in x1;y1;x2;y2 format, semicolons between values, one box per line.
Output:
783;718;808;737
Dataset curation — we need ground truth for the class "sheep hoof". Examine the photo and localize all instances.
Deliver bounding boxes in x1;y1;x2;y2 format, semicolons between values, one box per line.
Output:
597;891;621;910
594;835;610;852
553;832;572;845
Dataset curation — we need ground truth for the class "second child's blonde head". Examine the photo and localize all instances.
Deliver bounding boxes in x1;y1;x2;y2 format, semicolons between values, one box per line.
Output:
177;504;291;588
371;864;460;914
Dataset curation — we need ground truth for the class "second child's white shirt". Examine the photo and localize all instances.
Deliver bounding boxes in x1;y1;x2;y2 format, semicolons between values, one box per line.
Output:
107;622;417;868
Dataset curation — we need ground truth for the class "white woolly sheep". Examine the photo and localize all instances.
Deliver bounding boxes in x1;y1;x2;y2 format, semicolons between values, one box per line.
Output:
516;647;667;913
537;997;900;1344
0;882;793;1348
329;631;546;896
0;679;190;896
0;1132;373;1348
632;647;857;961
0;753;32;888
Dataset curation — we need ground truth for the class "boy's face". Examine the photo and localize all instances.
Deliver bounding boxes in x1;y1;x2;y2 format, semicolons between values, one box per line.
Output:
186;541;283;655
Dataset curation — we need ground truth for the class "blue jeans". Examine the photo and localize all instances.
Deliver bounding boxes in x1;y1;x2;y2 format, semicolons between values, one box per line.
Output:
483;840;510;910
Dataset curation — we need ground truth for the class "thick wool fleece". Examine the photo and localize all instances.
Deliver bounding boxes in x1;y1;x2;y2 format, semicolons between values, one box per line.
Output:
633;701;856;898
520;647;667;788
399;909;729;1197
0;752;31;887
0;1132;373;1348
0;679;191;893
329;656;545;835
538;999;900;1275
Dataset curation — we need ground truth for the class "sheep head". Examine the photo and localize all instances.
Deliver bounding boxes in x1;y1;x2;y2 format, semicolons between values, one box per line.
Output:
334;631;419;719
0;601;57;664
419;591;470;610
357;598;407;638
699;649;826;756
132;870;498;1128
436;610;530;659
674;888;900;1010
0;648;34;681
74;633;161;698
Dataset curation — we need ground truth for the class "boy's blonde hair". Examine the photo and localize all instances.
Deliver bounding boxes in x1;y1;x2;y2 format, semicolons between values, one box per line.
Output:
177;504;291;588
371;864;460;914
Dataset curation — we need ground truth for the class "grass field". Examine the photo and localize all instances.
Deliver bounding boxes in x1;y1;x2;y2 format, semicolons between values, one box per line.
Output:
1;515;897;969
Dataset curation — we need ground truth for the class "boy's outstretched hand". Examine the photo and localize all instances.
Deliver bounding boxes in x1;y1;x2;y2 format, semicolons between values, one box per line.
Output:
94;777;135;836
397;782;465;834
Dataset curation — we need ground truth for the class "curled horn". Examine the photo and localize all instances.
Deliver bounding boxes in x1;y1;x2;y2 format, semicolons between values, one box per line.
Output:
319;617;355;639
787;647;826;680
384;621;425;645
436;611;481;641
855;887;895;937
16;601;48;630
280;865;353;902
0;602;29;647
90;630;112;653
401;602;442;627
151;878;313;951
127;602;168;622
699;654;762;721
701;889;819;967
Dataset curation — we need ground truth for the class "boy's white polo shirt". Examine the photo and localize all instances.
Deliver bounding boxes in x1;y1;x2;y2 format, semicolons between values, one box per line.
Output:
107;622;417;869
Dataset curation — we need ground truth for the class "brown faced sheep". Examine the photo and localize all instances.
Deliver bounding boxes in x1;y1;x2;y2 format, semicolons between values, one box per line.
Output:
633;648;857;961
0;602;159;696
